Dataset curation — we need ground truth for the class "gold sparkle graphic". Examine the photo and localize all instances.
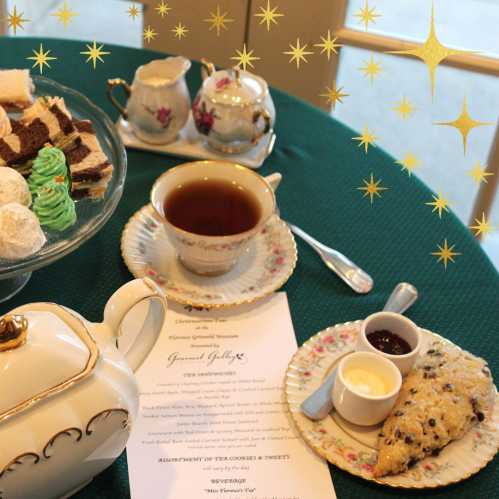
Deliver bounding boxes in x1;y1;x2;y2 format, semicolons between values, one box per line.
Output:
467;161;493;185
353;126;377;154
204;5;234;36
357;173;388;204
143;25;158;43
172;22;189;39
7;5;30;34
393;96;415;119
51;1;78;28
358;54;383;84
255;0;284;32
231;44;260;71
314;30;342;60
354;0;381;31
155;1;171;18
470;212;493;238
27;43;57;74
435;96;492;155
320;82;349;110
284;38;314;69
426;192;451;218
127;3;140;20
396;152;421;176
80;41;110;69
388;3;470;96
431;239;461;270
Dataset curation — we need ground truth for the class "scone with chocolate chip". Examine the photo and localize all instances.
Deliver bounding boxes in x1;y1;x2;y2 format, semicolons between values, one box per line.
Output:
373;340;495;478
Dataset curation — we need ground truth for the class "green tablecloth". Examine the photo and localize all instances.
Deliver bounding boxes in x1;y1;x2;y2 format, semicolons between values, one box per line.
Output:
1;38;498;498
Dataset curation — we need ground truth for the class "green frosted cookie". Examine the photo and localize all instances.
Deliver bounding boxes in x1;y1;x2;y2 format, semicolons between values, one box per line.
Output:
28;146;69;195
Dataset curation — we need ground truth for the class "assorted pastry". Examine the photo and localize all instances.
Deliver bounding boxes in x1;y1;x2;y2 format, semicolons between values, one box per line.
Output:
373;340;494;477
0;69;115;262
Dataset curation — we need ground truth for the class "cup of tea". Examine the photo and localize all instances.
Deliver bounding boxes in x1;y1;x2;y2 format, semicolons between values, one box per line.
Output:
151;160;281;276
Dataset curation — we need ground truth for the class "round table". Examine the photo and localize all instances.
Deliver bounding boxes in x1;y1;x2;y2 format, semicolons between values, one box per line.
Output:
1;39;498;499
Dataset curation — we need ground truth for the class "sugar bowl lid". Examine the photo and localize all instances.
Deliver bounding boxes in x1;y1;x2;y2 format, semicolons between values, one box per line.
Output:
203;67;269;106
0;303;99;424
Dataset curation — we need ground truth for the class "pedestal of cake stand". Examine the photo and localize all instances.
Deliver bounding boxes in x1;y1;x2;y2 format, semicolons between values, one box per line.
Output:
0;272;32;303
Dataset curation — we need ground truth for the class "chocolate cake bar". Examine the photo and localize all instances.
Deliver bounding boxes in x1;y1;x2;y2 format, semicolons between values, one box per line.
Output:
0;97;80;175
66;120;113;200
0;69;34;111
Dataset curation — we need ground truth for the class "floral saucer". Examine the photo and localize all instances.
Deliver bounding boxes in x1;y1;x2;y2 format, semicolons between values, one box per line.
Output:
285;321;499;488
121;205;297;308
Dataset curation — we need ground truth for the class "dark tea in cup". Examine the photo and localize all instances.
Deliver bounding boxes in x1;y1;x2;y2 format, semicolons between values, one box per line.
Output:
164;179;261;236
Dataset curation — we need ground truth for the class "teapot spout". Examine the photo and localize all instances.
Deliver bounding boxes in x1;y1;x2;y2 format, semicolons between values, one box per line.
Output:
103;278;167;372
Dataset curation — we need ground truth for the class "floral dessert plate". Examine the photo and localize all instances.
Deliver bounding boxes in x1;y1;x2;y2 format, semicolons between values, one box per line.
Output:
121;205;296;308
116;115;276;170
285;321;499;488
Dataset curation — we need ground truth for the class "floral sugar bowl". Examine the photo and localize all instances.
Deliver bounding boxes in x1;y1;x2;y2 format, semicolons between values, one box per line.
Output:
107;56;191;144
0;278;167;499
193;59;276;153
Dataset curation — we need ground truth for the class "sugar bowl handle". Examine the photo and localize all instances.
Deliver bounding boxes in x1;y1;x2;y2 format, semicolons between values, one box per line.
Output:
252;109;272;145
107;78;132;120
103;278;167;372
200;58;215;81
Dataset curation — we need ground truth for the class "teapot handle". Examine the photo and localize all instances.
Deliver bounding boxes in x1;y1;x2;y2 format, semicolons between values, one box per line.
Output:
107;78;131;120
103;278;167;372
200;58;215;81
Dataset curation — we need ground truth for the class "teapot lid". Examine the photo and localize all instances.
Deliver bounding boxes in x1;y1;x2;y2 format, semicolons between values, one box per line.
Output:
0;303;99;425
203;68;268;106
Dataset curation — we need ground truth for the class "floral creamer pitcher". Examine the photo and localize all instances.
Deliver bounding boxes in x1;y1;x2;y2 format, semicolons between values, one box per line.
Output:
107;56;191;144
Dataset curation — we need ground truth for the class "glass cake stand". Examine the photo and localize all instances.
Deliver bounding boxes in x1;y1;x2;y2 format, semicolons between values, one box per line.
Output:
0;76;127;302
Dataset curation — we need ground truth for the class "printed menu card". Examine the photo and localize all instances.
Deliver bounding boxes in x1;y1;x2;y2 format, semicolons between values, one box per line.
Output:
127;293;336;499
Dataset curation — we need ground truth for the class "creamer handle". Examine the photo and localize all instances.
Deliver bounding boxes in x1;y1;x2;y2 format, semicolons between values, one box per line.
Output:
103;278;167;372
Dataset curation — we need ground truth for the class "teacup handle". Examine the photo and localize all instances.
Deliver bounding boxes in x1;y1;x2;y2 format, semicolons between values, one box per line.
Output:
200;58;215;81
103;278;167;372
264;173;282;192
252;108;272;144
107;78;132;120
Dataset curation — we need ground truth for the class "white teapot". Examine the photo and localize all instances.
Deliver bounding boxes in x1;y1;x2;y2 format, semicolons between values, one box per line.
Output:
0;278;167;499
193;59;276;153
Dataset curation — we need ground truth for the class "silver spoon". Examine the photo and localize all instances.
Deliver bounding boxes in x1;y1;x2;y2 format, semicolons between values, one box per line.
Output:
285;221;373;294
300;282;418;421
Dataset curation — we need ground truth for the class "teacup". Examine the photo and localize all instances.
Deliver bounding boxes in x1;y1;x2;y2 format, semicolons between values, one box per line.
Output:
151;160;280;276
107;56;191;144
357;311;422;375
332;351;402;426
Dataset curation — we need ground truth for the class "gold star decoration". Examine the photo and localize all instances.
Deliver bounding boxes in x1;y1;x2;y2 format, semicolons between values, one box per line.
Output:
396;152;421;176
357;173;388;204
80;41;110;69
470;212;494;238
467;161;494;185
387;3;469;97
204;5;234;36
314;30;342;60
155;1;171;18
230;44;260;71
354;0;381;31
6;5;30;34
172;22;189;39
51;1;78;28
431;239;461;270
255;0;284;32
435;96;492;155
358;54;383;84
320;82;349;110
127;3;140;20
27;44;57;74
284;38;314;69
426;192;451;218
393;96;415;119
143;25;158;43
353;125;377;154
